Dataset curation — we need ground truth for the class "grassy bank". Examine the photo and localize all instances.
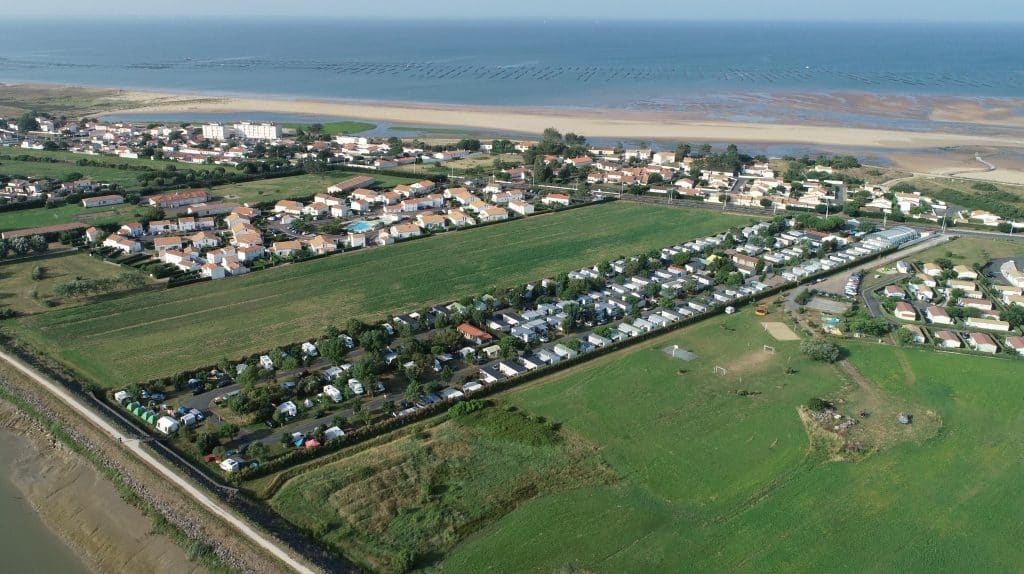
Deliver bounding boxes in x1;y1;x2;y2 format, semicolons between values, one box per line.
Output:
9;202;751;386
270;406;613;572
280;121;376;135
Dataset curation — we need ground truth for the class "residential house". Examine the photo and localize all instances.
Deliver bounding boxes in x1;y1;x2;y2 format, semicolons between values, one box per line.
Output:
103;234;141;254
894;301;917;321
968;332;998;354
541;193;571;206
154;236;183;252
478;206;509;222
201;263;226;280
508;199;535;215
189;231;220;249
965;317;1010;331
118;221;144;237
1005;336;1024;356
902;324;926;344
390;223;421;239
416;214;446;230
274;200;304;216
936;330;962;348
270;240;302;257
925;306;953;324
457;323;493;346
81;194;124;208
308;235;337;255
84;226;104;243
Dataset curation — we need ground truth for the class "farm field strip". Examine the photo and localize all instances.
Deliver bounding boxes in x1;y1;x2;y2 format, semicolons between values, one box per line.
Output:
9;202;752;386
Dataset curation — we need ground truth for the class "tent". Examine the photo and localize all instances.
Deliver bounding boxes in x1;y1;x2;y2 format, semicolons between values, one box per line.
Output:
143;412;157;425
304;439;321;448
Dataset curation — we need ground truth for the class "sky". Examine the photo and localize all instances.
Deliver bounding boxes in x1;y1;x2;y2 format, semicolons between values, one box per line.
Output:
11;0;1024;22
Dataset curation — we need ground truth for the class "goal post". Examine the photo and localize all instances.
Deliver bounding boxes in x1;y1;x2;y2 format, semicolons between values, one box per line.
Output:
714;365;728;375
763;345;776;354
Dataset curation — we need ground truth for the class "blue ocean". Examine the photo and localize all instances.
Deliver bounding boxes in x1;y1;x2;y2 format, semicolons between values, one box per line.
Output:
1;20;1022;109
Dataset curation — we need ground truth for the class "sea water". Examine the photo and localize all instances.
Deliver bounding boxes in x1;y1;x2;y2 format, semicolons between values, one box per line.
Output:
1;20;1022;109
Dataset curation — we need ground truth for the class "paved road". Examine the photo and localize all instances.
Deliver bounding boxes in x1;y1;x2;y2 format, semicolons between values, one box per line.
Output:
0;349;320;574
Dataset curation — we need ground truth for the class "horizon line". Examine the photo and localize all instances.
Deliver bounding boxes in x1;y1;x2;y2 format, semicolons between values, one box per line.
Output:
5;15;1024;24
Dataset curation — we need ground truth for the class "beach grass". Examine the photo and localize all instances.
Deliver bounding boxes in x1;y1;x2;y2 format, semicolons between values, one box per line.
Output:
7;202;752;386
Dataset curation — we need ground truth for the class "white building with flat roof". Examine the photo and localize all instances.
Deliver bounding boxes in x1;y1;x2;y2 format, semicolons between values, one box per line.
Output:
201;123;231;141
233;122;281;141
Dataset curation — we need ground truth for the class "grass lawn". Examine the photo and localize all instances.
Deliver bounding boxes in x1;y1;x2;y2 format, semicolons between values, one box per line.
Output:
280;121;376;135
0;251;156;315
437;315;1024;573
269;407;614;573
208;171;422;205
904;236;1024;266
7;202;752;387
0;148;223;187
0;202;157;233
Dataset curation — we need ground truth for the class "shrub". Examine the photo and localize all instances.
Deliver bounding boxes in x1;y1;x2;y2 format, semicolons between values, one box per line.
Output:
448;399;490;418
800;338;841;363
806;397;829;411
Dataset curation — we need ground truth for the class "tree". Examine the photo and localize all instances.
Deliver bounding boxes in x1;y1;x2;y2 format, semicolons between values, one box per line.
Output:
440;365;454;383
17;112;40;133
894;328;916;346
1002;305;1024;329
674;143;691;161
218;423;240;440
800;338;841;363
195;433;219;456
404;382;423;404
806;397;829;412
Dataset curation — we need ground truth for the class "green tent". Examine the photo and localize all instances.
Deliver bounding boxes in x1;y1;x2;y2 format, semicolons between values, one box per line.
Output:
127;401;140;411
131;406;145;417
143;412;157;425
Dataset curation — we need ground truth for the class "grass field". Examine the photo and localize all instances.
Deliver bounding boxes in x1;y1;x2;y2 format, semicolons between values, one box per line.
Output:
0;148;224;187
270;407;613;573
209;171;420;204
905;235;1024;265
6;203;751;386
389;126;477;136
431;314;1024;573
0;251;155;315
0;202;156;233
280;121;376;135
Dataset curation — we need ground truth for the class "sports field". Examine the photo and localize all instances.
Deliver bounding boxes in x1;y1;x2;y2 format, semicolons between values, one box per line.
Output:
0;202;156;233
435;315;1024;572
8;202;751;386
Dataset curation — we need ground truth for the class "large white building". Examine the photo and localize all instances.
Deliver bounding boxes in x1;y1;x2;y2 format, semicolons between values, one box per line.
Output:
201;123;230;141
233;122;281;141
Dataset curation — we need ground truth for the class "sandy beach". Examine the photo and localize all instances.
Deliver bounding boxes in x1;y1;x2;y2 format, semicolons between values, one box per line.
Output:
67;84;1024;151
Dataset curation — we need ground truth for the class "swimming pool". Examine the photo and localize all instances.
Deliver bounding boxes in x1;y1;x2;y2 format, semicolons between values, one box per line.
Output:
346;221;375;233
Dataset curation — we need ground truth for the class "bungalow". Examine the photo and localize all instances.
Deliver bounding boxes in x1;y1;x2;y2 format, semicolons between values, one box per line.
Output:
274;200;304;215
936;330;962;348
189;231;220;249
303;202;329;217
922;262;943;277
1005;336;1024;356
508;199;535;215
894;301;917;321
416;214;447;230
457;323;493;345
541;193;571;206
326;175;375;194
959;297;993;311
81;194;124;208
498;361;525;378
968;332;998;354
147;189;209;208
884;285;906;299
201;263;226;280
237;245;265;261
925;306;953;324
478;366;502;384
270;240;302;257
347;232;367;248
390;223;421;239
153;236;183;252
103;234;141;254
910;284;934;302
478;206;509;222
446;209;472;227
965;317;1010;331
953;265;978;280
535;348;561;364
902;324;926;344
308;235;337;255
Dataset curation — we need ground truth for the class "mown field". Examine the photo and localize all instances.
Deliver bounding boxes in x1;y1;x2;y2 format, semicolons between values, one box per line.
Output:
0;251;156;315
433;315;1024;573
0;202;155;233
0;148;223;187
270;407;613;573
210;171;419;205
907;235;1024;265
7;202;752;386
